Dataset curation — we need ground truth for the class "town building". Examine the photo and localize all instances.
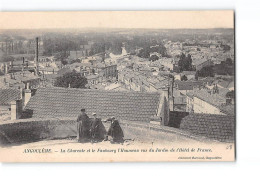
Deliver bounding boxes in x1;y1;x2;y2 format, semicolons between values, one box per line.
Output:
0;71;41;89
180;113;234;142
193;58;214;71
186;87;233;115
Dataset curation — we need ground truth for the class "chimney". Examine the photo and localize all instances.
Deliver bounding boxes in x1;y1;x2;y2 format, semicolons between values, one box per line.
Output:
24;83;31;107
11;101;17;120
19;87;23;99
4;64;8;74
35;37;39;76
11;99;22;120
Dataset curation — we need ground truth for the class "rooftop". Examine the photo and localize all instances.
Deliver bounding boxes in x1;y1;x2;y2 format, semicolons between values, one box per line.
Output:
175;80;203;91
192;88;229;108
0;88;21;105
25;87;161;122
180;113;235;142
182;71;196;75
217;80;234;89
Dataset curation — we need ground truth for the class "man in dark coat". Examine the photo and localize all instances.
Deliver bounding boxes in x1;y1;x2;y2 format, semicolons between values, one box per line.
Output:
90;113;101;142
77;109;90;142
105;117;124;143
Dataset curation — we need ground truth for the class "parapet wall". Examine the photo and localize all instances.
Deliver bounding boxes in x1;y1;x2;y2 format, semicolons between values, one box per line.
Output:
0;118;219;146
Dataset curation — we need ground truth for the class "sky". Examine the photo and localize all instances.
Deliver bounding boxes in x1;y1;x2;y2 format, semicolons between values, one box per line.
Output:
0;11;234;29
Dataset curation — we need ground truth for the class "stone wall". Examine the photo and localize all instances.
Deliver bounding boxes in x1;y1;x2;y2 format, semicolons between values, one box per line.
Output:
0;118;217;146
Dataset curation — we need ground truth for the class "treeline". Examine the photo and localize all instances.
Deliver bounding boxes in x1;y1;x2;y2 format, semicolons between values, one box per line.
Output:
195;58;234;79
125;36;158;53
124;36;169;58
88;40;123;56
42;33;169;60
137;44;168;58
214;58;234;75
42;37;80;56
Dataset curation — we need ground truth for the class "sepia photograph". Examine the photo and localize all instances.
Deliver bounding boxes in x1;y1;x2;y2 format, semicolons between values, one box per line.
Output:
0;11;235;162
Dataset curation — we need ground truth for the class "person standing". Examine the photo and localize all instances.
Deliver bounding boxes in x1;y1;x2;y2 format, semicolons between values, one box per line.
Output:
90;113;101;142
105;117;124;143
77;109;89;142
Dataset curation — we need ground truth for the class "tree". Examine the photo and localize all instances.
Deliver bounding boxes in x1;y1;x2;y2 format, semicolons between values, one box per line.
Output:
226;90;235;99
181;75;188;81
70;59;81;64
178;53;193;72
61;59;68;65
214;58;234;76
221;44;231;52
54;70;88;88
138;47;150;58
149;55;159;62
196;66;215;77
225;58;233;66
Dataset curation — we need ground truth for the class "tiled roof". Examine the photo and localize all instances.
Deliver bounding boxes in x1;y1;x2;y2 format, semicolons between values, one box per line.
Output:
182;71;196;75
192;58;208;66
175;80;203;91
219;104;235;116
43;74;59;80
0;88;21;105
39;67;59;72
57;68;72;75
25;87;161;122
193;88;229;108
218;80;234;89
180;113;235;142
86;74;99;80
186;91;194;98
152;79;169;89
13;73;40;82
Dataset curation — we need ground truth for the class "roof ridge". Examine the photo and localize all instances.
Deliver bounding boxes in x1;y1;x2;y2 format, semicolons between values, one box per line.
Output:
37;87;161;95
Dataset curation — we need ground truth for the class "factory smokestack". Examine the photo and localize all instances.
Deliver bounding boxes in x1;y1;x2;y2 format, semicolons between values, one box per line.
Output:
35;37;39;76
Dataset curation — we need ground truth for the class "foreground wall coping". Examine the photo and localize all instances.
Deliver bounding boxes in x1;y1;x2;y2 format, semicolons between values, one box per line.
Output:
0;118;233;143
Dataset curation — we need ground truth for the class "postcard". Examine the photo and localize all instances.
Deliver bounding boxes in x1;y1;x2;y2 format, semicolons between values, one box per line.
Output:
0;11;235;162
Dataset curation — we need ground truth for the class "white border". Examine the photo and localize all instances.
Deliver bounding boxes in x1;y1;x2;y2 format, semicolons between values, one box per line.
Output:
1;0;260;175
